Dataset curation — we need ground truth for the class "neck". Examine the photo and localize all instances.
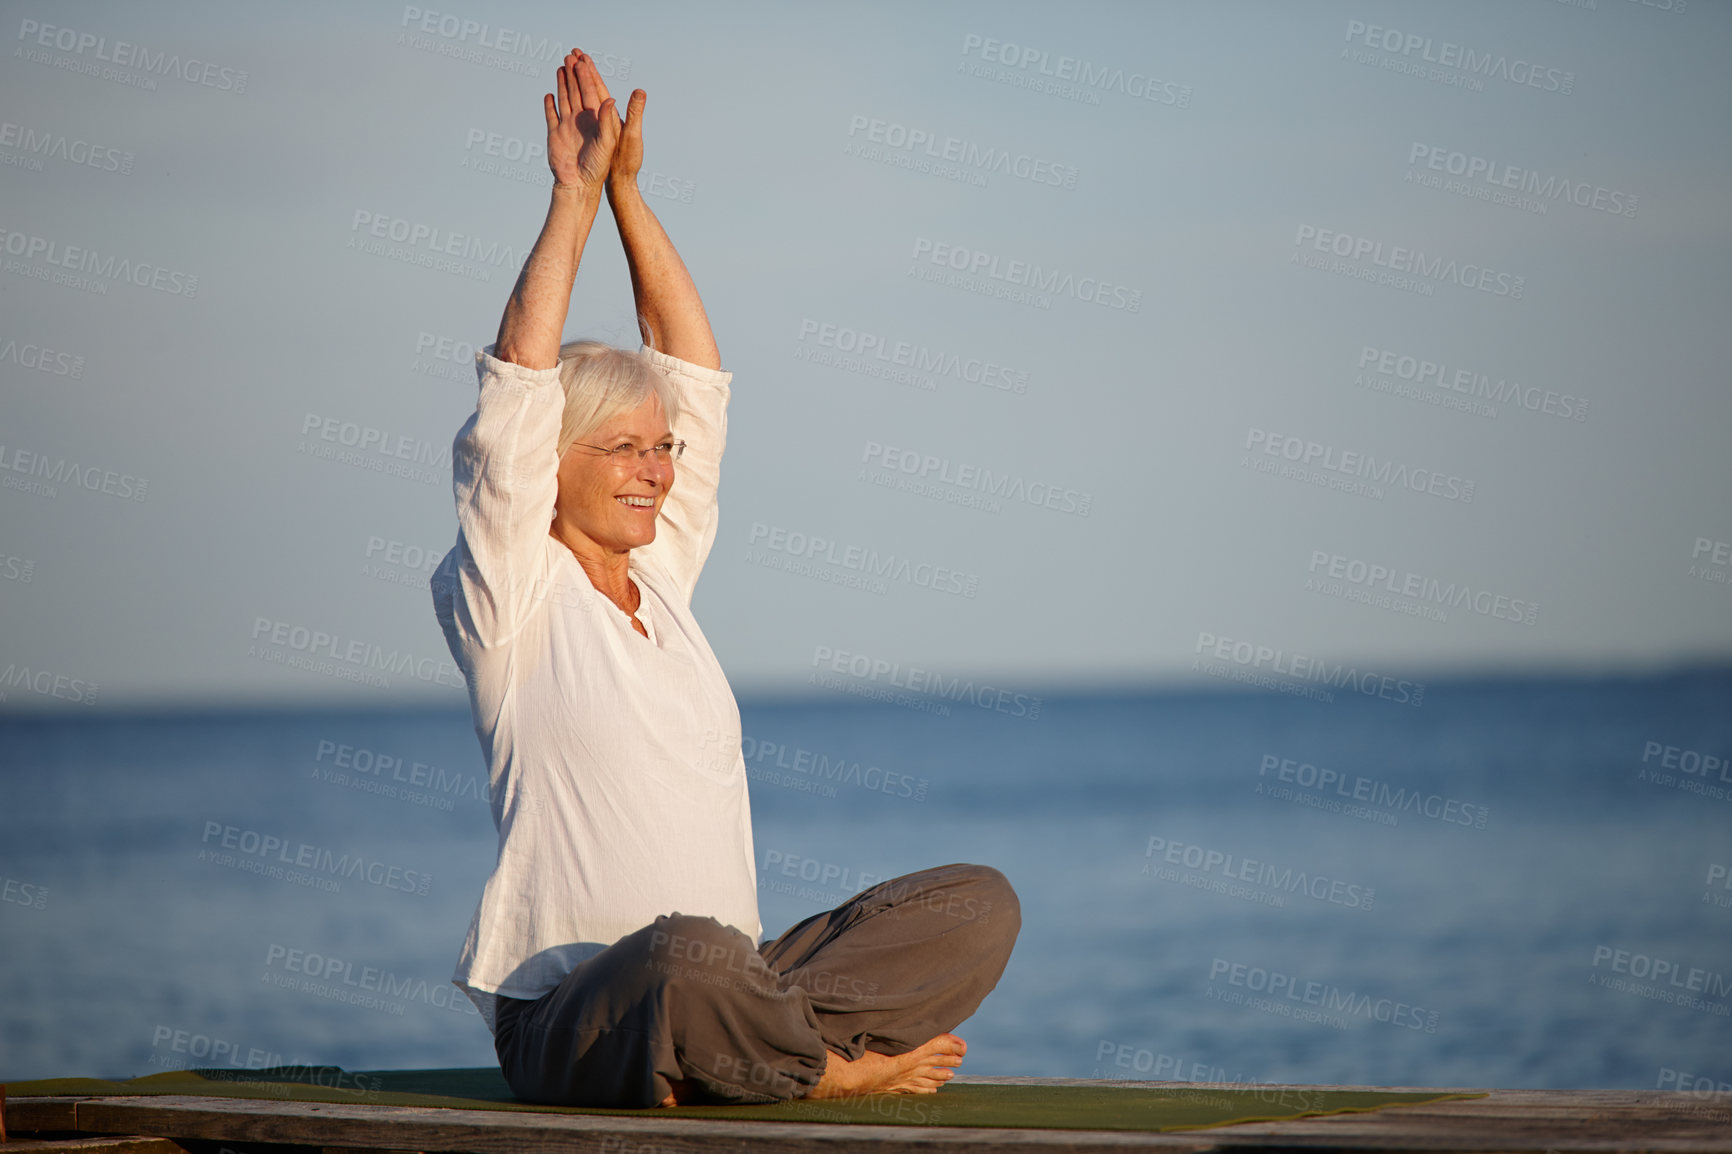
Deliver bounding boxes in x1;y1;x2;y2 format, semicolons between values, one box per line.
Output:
552;525;636;611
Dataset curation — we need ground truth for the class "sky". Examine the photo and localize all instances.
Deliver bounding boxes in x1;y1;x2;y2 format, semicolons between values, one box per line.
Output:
2;0;1729;711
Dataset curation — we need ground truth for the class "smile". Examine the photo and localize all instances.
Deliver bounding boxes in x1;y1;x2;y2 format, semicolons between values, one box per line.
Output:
616;495;654;508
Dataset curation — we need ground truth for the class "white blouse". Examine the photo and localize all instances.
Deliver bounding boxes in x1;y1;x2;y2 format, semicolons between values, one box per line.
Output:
431;343;760;1033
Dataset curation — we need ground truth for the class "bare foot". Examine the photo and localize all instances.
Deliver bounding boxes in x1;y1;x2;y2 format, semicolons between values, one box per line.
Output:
656;1077;700;1107
805;1033;967;1099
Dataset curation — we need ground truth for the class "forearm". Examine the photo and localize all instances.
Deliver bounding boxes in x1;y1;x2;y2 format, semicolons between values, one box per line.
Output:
495;184;603;370
606;178;720;370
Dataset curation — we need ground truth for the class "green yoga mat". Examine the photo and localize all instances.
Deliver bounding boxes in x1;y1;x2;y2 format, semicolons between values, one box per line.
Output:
4;1066;1482;1132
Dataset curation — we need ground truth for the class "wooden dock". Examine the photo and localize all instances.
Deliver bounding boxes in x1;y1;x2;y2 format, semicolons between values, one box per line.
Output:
6;1075;1730;1153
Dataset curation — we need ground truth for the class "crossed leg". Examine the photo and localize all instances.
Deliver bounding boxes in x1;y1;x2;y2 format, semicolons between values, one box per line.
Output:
498;862;1020;1109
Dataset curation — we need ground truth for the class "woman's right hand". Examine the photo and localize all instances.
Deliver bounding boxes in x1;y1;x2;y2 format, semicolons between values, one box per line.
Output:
545;49;619;192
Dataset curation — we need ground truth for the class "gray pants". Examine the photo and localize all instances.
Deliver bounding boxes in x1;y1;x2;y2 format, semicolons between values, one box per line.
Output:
492;862;1020;1108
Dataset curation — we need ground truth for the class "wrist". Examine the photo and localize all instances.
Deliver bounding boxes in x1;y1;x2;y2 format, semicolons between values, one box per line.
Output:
606;174;643;201
552;180;604;207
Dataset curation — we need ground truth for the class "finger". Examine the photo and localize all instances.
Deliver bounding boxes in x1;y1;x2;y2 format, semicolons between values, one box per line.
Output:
625;89;645;136
543;91;557;135
598;96;620;144
561;60;580;121
585;53;613;108
574;52;601;112
549;58;567;120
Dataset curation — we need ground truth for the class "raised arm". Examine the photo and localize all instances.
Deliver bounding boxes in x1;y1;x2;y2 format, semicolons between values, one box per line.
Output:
435;51;622;653
604;88;722;370
495;50;621;369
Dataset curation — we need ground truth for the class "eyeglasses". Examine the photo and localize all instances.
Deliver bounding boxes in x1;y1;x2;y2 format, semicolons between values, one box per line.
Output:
575;440;687;466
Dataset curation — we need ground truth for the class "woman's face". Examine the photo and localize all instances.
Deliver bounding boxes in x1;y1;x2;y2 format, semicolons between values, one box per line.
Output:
553;393;675;556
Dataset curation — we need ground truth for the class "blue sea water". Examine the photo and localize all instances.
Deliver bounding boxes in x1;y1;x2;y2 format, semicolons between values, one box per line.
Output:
1;671;1729;1090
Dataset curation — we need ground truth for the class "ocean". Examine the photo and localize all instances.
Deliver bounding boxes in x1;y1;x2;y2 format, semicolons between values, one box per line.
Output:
2;670;1729;1091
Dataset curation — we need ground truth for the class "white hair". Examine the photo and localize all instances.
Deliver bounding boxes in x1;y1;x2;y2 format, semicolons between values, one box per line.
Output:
553;338;681;459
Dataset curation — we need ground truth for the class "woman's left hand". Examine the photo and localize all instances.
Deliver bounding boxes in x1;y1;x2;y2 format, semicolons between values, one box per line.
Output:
608;88;648;191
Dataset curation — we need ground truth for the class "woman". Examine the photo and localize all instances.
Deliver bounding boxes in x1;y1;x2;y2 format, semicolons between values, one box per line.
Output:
431;47;1020;1109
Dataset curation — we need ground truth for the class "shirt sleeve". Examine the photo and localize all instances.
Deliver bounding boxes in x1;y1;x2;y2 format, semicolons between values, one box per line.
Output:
437;344;563;650
633;346;733;605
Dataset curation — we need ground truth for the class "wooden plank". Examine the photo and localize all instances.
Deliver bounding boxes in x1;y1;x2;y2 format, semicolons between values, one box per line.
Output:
0;1084;1723;1154
1172;1089;1732;1151
4;1097;86;1134
64;1095;1181;1152
0;1137;186;1154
